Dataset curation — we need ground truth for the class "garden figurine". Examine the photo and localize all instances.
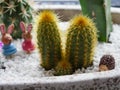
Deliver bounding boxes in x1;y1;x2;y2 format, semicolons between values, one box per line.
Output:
20;21;35;54
0;0;33;39
99;55;115;71
0;24;17;57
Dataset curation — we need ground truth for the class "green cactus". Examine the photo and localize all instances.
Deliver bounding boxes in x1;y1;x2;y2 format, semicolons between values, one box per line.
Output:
79;0;112;42
66;15;97;70
54;50;73;76
55;60;73;76
0;0;33;39
36;10;62;70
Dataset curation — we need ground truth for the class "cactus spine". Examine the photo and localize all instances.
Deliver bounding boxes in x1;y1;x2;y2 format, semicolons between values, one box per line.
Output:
0;0;33;39
37;11;62;70
66;15;97;70
79;0;112;42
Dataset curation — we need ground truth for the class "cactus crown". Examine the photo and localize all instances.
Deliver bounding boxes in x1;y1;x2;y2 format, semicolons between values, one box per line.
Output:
37;10;58;23
70;15;97;30
71;15;89;27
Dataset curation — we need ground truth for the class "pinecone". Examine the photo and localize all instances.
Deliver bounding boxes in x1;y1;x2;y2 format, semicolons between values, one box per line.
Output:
99;55;115;71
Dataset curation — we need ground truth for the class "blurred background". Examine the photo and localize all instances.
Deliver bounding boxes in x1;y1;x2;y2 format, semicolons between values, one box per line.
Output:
34;0;120;7
33;0;120;23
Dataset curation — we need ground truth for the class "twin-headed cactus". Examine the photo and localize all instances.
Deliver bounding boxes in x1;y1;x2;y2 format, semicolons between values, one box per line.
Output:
36;11;62;70
37;11;97;75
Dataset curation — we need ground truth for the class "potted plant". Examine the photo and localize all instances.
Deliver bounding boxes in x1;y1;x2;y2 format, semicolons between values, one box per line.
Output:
0;0;120;89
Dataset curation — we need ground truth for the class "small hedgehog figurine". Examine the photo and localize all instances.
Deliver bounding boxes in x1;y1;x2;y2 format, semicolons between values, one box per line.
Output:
99;55;115;71
0;24;17;57
20;21;35;54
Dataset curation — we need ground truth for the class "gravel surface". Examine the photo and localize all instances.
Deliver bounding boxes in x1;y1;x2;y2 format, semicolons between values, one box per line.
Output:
0;22;120;84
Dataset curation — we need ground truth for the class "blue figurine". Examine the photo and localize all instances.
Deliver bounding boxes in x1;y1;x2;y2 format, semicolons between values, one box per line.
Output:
0;24;17;57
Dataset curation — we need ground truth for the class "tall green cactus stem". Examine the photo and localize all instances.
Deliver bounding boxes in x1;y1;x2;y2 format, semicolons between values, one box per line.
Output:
79;0;112;42
0;0;33;39
66;15;97;70
37;11;62;70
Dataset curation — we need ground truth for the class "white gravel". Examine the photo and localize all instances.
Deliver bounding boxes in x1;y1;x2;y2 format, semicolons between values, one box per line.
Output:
0;22;120;84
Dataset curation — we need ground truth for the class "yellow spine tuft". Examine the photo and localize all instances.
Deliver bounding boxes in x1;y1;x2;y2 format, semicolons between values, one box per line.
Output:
70;15;95;29
37;10;58;23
